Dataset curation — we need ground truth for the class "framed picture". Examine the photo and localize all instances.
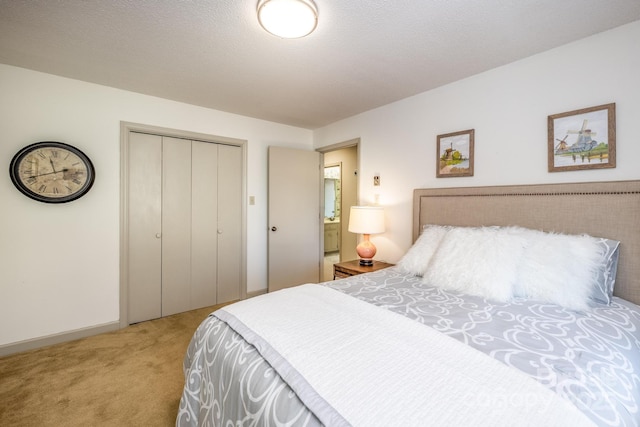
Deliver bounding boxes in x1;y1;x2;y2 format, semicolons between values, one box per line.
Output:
548;103;616;172
437;129;474;178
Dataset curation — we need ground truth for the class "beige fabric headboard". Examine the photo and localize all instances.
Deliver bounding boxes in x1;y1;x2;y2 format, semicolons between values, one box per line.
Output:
413;180;640;305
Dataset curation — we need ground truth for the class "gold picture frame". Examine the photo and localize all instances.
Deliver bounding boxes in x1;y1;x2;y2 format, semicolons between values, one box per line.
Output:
548;103;616;172
436;129;474;178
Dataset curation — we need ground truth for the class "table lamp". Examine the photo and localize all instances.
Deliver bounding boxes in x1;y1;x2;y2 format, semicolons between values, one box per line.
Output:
348;206;385;266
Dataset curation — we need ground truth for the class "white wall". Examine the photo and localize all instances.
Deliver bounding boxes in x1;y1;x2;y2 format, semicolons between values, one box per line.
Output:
0;64;312;346
313;21;640;265
2;21;639;349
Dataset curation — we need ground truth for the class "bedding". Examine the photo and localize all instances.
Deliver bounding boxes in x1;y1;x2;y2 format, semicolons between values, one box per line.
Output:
589;237;621;305
178;181;640;426
177;267;640;426
410;224;621;310
396;224;449;276
508;227;612;310
421;226;528;302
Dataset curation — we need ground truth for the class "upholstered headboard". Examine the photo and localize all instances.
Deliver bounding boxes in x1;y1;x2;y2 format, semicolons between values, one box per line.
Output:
413;180;640;305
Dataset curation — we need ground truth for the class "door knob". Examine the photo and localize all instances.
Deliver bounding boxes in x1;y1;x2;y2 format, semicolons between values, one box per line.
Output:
155;233;161;239
217;229;223;234
271;226;277;232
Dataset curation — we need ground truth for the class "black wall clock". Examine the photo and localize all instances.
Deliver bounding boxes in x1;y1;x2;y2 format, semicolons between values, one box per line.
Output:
9;141;95;203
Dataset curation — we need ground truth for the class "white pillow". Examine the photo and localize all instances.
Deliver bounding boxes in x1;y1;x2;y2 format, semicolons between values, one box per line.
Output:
513;228;602;311
396;225;449;276
591;238;620;305
422;226;527;302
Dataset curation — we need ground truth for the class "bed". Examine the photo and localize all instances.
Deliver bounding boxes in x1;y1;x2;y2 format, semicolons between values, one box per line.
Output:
177;180;640;426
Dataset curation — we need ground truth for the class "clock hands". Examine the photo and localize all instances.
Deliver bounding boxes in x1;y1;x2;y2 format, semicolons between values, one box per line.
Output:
26;168;69;179
50;158;57;173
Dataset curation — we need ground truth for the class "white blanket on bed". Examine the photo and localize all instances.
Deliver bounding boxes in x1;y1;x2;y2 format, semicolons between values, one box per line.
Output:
218;284;595;427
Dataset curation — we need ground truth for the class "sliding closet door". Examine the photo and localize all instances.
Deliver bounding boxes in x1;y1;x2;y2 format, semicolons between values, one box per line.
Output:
191;141;219;307
217;144;242;303
128;133;163;324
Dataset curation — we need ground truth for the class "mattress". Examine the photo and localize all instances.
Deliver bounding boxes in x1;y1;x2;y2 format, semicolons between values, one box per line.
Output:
177;267;640;426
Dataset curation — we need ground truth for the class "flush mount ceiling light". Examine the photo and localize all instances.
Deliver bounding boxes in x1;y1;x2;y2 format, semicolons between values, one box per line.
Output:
257;0;318;39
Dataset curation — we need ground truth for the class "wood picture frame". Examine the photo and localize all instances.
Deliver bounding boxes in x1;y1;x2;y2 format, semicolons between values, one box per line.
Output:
436;129;474;178
548;103;616;172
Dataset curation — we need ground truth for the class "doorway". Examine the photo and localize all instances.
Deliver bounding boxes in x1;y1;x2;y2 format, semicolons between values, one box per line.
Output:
319;141;359;281
323;163;341;280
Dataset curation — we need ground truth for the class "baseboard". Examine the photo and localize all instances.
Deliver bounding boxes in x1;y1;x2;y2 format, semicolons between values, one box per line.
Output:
1;293;268;357
0;321;121;357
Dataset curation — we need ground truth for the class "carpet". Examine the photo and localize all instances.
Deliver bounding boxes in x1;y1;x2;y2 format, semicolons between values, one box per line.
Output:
0;304;225;426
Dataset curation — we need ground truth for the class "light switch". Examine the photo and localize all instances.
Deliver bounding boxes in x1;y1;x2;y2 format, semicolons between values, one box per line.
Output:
249;196;255;205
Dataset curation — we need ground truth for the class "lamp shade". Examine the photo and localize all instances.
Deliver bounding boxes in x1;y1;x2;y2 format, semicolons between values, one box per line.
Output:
348;206;385;234
257;0;318;39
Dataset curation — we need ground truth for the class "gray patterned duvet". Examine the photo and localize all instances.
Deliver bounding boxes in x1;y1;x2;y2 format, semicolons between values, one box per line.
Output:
177;267;640;426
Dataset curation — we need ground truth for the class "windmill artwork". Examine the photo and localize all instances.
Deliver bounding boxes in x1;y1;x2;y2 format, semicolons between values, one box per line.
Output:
548;103;616;172
436;129;475;178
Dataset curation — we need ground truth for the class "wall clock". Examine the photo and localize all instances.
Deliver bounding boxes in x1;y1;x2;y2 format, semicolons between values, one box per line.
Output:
9;141;95;203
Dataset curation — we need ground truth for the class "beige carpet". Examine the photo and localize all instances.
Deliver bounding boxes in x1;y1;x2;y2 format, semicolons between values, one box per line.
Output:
0;304;226;426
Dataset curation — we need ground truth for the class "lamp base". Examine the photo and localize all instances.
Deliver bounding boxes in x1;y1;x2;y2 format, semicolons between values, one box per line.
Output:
356;235;376;267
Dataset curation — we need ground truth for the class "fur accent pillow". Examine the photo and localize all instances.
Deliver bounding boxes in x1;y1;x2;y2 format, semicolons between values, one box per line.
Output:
396;225;449;276
422;226;527;302
512;228;602;311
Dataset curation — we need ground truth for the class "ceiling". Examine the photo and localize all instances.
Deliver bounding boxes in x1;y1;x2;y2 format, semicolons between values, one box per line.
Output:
1;1;639;130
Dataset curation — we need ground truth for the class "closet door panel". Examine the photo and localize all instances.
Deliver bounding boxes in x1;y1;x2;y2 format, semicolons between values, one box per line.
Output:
191;141;219;308
217;144;242;303
128;132;162;323
161;137;192;316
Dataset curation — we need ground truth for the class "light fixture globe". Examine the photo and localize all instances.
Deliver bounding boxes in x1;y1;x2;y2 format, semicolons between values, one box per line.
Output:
257;0;318;39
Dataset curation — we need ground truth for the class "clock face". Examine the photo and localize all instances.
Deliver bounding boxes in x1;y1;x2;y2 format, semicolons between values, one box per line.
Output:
9;142;95;203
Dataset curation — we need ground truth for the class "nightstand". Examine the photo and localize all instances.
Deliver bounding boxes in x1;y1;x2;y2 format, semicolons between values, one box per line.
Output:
333;259;394;279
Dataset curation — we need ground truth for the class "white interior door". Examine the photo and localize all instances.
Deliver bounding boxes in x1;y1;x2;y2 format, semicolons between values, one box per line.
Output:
161;136;193;316
216;144;243;303
191;140;218;307
128;132;162;324
268;146;321;292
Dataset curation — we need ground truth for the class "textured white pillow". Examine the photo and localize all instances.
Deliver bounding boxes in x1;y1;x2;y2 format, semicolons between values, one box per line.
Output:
513;228;602;311
396;225;449;276
591;238;620;305
422;226;527;302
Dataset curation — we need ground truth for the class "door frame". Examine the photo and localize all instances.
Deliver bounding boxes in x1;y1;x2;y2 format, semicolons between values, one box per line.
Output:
316;138;360;270
119;121;248;328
